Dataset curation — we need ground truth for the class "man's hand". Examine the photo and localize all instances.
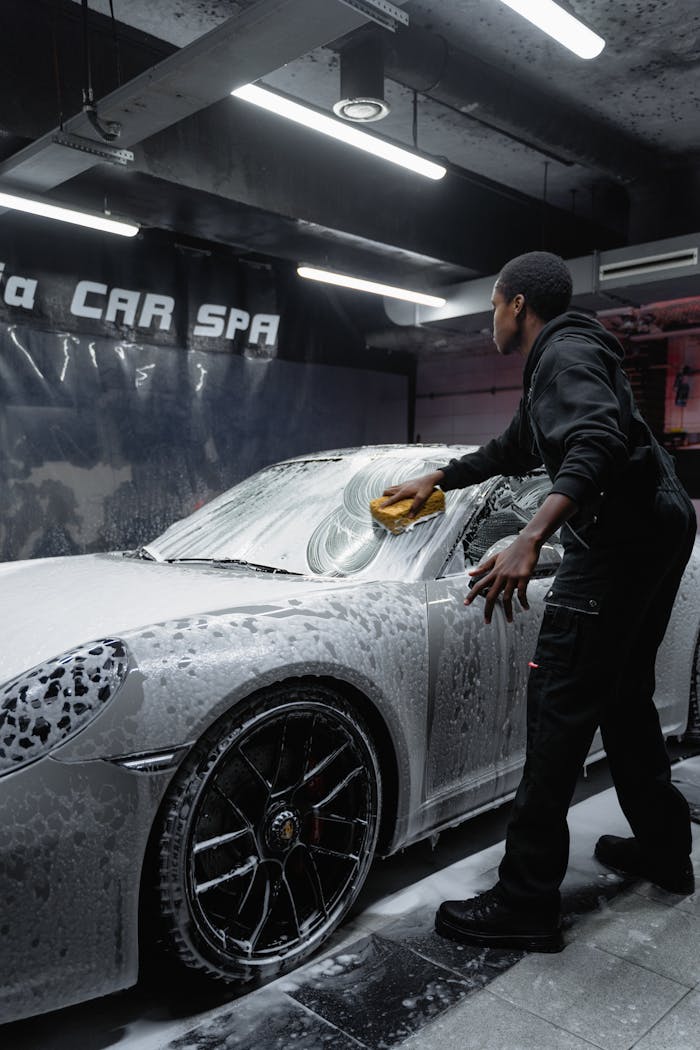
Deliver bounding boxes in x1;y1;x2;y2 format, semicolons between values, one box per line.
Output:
466;491;579;624
465;533;542;624
381;470;445;519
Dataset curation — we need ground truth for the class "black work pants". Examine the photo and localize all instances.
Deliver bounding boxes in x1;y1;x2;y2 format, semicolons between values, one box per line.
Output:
497;473;697;915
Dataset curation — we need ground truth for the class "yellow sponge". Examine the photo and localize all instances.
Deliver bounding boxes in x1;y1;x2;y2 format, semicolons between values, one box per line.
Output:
370;489;445;535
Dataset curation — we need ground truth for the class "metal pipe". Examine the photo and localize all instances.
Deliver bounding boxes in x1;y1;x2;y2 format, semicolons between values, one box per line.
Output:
373;24;661;183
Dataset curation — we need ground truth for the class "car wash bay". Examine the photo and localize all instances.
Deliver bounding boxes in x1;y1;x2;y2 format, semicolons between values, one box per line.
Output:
2;1;700;1048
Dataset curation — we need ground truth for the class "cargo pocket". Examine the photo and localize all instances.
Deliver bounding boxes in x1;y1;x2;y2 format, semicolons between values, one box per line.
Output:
526;605;589;750
532;604;584;672
543;590;602;616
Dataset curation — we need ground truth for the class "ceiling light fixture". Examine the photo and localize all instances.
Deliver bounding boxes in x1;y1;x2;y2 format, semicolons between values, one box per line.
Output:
297;266;446;308
232;84;446;180
333;98;391;123
0;190;139;236
333;38;390;123
497;0;605;59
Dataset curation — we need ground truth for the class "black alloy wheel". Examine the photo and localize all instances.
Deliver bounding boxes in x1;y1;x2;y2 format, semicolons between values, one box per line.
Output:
156;685;382;984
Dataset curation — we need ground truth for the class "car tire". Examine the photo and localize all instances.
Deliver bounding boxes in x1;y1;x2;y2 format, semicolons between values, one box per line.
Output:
154;683;382;986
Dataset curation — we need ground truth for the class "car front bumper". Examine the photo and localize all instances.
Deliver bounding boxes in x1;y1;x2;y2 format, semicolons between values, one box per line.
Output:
0;752;176;1024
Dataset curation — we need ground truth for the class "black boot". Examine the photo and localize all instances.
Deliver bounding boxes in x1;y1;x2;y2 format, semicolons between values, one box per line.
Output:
594;835;695;895
435;886;564;953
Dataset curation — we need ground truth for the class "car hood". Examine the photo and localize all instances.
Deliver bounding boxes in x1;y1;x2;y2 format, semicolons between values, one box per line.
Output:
0;553;339;684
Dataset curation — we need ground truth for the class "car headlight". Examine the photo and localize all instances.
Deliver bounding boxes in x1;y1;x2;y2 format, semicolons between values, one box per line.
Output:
0;639;129;776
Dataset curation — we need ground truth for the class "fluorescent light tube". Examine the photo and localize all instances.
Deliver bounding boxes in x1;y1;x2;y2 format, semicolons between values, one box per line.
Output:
232;83;446;181
0;190;139;236
297;266;447;308
497;0;605;59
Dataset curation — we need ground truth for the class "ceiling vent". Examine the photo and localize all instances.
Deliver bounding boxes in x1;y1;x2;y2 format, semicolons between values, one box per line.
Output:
599;248;698;283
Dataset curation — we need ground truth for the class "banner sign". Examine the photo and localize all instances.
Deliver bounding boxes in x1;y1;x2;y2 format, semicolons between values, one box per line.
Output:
0;221;282;354
0;323;408;562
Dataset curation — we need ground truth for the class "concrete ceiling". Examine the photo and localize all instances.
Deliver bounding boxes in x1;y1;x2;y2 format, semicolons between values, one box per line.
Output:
64;0;260;49
1;0;698;334
263;0;700;219
407;0;700;154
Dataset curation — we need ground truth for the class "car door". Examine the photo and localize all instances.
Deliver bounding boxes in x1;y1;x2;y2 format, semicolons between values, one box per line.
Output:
423;473;561;822
424;566;512;816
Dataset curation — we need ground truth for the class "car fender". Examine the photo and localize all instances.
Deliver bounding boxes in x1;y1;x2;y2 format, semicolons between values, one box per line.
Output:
655;539;700;734
52;581;429;843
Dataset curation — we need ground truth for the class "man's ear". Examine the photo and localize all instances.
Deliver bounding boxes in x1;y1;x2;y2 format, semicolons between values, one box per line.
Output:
512;293;526;317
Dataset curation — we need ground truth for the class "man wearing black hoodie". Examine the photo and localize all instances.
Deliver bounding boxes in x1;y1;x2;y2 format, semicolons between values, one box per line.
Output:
382;251;696;952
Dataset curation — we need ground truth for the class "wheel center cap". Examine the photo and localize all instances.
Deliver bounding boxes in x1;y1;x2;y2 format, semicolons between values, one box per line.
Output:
266;808;300;852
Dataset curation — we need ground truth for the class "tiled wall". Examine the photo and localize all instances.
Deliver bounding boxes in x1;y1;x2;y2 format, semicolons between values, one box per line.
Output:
415;349;522;448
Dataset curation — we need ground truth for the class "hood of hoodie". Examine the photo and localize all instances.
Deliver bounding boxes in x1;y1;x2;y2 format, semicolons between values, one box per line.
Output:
523;311;625;392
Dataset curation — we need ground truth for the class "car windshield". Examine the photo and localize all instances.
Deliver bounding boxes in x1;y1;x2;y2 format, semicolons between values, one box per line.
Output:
144;451;469;578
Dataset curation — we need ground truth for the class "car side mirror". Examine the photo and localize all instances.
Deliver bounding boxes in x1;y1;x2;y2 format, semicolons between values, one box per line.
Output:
480;536;562;578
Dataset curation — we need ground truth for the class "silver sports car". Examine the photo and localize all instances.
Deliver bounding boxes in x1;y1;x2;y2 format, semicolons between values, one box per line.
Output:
1;444;698;1023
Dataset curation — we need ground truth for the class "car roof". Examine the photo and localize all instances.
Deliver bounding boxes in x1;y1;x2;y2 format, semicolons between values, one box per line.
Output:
276;443;478;464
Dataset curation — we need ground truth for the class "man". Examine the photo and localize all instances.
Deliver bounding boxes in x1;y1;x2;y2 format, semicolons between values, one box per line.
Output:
382;251;696;953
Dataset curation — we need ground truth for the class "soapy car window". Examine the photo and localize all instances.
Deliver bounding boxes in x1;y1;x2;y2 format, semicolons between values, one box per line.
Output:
145;455;455;577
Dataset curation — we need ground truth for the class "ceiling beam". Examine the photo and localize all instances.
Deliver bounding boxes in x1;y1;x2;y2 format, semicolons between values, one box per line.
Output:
0;0;407;194
53;98;623;276
384;232;700;329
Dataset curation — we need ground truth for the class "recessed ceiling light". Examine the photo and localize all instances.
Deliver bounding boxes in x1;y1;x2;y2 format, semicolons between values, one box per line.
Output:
0;190;139;236
497;0;605;59
297;266;446;308
232;84;446;181
333;97;391;123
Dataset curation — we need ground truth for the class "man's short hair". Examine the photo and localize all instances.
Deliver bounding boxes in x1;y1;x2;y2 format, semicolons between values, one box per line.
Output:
496;251;573;321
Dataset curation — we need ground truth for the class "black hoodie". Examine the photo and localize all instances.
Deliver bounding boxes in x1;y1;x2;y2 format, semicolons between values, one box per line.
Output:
438;311;661;519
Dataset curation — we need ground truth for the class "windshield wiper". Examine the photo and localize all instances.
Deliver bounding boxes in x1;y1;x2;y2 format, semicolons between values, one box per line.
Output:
165;557;304;576
124;546;158;561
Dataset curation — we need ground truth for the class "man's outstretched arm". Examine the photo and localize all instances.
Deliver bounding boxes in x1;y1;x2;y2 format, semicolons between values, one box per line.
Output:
382;401;541;516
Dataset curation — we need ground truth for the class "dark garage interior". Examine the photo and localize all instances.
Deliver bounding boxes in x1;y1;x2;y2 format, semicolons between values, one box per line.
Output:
2;2;700;1048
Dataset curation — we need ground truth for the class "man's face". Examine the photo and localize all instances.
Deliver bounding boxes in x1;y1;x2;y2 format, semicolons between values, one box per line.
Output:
491;285;524;356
